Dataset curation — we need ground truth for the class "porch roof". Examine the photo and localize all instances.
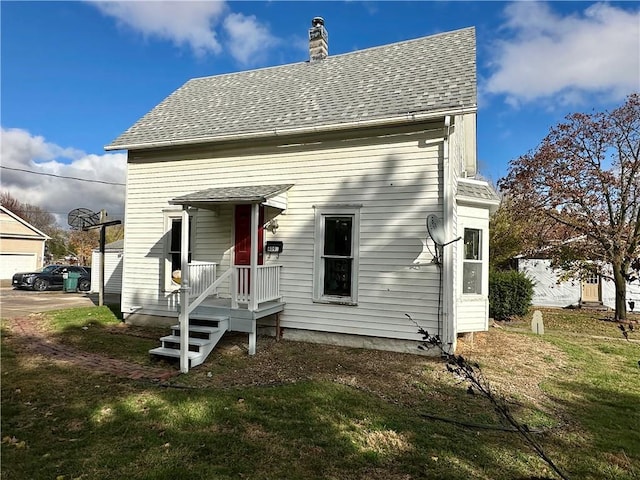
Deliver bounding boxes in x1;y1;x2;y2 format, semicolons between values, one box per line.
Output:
169;184;294;208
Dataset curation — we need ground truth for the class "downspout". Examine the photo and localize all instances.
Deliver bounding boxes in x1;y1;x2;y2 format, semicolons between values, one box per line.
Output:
441;115;456;355
179;207;190;373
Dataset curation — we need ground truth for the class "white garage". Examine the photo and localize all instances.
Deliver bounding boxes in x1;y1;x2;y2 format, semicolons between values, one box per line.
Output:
0;253;38;279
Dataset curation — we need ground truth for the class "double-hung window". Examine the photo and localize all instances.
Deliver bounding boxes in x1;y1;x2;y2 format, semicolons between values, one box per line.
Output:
462;228;482;294
164;210;194;291
313;206;360;304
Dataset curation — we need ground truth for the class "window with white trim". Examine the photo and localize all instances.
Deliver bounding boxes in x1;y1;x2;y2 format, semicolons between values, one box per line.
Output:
313;206;360;304
462;228;482;294
163;210;194;291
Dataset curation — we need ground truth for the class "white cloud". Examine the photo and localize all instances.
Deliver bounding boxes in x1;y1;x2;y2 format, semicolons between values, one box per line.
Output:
223;13;279;66
90;1;283;64
1;128;127;228
91;0;227;56
484;2;640;107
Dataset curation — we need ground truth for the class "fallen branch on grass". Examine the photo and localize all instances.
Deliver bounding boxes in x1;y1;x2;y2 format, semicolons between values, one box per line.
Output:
419;412;545;433
406;313;570;480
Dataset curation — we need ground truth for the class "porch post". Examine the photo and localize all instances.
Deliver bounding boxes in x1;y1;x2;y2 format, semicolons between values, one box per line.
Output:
249;203;259;355
179;207;190;373
249;203;259;312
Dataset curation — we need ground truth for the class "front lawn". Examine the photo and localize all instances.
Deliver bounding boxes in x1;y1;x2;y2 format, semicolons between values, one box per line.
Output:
1;307;638;479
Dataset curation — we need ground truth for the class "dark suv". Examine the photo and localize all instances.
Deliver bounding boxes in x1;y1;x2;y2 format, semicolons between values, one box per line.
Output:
12;265;91;292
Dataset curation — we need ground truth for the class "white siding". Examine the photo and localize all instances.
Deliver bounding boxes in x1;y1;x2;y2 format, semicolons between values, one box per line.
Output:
521;258;640;310
457;300;488;331
456;204;490;332
91;250;123;294
123;130;448;341
439;113;478;348
449;115;490;335
519;259;581;308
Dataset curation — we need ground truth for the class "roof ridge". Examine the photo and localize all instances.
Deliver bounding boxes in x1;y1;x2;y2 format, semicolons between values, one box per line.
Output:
187;26;476;83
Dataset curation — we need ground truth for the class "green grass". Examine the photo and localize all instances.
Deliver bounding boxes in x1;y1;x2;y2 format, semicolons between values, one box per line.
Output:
2;306;639;480
43;306;168;365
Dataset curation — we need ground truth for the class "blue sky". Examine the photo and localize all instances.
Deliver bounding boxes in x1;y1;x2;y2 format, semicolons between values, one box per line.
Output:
1;1;639;227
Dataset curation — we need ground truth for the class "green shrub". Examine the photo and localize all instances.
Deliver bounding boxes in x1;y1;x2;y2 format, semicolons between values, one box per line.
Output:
489;270;534;320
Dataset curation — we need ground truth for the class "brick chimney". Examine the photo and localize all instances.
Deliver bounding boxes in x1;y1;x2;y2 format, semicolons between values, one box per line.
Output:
309;17;328;61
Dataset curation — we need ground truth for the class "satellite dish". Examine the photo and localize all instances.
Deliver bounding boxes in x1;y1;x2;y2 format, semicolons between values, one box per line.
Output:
426;214;446;246
68;208;100;229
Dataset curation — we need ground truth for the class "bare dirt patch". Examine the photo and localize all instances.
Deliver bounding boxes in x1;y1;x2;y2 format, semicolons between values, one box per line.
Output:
456;326;569;407
174;325;566;416
181;333;445;407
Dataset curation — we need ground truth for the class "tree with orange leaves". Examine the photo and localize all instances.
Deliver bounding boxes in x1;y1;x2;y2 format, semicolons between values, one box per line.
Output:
499;93;640;320
68;228;99;266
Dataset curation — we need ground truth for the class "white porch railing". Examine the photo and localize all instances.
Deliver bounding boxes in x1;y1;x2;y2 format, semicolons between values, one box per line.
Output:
234;265;283;306
188;267;233;315
178;260;282;372
188;261;218;300
185;262;282;313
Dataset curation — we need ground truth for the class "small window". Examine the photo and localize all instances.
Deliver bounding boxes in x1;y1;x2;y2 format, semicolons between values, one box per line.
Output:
164;211;194;291
169;218;192;274
463;228;482;294
585;274;599;284
314;206;360;304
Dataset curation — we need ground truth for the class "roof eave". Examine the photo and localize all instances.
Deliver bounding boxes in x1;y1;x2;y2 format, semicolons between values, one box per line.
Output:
169;198;265;206
0;206;51;240
104;105;477;152
456;195;500;213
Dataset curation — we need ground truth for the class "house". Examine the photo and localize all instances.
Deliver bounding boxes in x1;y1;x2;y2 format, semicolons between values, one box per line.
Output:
105;19;499;372
0;205;50;280
516;258;640;310
90;239;123;295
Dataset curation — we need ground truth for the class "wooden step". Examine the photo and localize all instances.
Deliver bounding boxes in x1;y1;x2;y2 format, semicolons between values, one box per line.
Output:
160;335;210;346
149;347;201;360
170;324;223;337
191;315;229;324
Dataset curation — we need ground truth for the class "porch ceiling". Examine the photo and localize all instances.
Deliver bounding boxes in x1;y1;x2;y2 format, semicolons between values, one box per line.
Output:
169;184;294;208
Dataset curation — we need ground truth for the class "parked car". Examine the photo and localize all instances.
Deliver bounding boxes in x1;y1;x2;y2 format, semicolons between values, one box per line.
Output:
12;265;91;292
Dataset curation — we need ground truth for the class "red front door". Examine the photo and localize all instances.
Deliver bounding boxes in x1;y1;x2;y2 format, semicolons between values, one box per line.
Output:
234;204;264;266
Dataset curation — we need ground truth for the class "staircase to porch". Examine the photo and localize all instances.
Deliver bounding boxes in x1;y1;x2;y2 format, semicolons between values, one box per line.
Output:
149;316;229;369
149;261;284;370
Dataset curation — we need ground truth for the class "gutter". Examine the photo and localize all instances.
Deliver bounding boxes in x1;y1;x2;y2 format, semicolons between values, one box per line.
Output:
104;106;476;152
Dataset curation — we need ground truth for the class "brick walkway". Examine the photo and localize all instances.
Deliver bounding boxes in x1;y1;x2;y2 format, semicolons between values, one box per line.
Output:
6;315;179;382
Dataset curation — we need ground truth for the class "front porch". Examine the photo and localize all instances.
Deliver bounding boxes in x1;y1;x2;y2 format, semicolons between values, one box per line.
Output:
151;184;293;373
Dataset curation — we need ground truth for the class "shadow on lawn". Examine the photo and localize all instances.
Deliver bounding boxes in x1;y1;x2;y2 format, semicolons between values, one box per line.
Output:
1;336;595;480
547;379;640;477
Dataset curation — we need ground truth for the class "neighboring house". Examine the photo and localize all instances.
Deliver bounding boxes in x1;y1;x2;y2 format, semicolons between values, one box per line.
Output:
0;205;50;280
90;239;123;294
105;19;499;371
517;258;640;310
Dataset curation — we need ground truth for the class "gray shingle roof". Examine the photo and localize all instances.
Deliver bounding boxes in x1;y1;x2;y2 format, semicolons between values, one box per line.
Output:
105;27;476;151
169;184;294;206
92;239;124;252
456;180;500;205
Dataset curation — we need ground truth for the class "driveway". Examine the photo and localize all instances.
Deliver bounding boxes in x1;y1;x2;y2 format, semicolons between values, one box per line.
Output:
0;286;121;319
